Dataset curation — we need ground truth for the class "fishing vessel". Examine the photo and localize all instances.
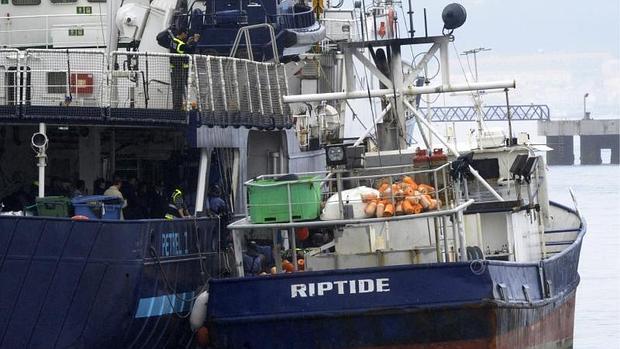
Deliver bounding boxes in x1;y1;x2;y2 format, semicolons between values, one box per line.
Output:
188;4;585;349
0;0;584;348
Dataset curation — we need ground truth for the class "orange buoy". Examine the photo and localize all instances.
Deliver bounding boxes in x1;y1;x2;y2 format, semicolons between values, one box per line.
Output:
297;258;305;270
402;200;415;214
376;201;385;217
420;194;433;209
295;227;310;241
395;202;404;215
71;215;89;221
282;260;295;272
418;184;435;195
365;200;377;217
378;182;389;192
402;175;413;185
406;195;419;205
383;203;394;217
361;192;378;203
411;203;423;214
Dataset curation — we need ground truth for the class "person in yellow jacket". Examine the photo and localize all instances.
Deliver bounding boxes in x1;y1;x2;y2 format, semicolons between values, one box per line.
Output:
164;188;190;220
163;27;200;111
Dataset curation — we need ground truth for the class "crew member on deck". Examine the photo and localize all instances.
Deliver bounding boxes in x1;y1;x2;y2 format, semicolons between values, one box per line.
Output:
165;188;190;219
104;176;128;219
165;27;200;111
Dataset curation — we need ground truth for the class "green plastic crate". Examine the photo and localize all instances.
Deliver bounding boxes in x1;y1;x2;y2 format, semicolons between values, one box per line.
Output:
248;176;321;223
35;196;71;217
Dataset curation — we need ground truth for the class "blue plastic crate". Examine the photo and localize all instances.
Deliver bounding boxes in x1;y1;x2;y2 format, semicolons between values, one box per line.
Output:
71;195;124;220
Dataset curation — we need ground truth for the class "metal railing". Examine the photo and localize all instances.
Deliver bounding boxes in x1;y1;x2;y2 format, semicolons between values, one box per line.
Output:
243;162;454;225
0;49;291;126
230;23;280;63
231;163;475;275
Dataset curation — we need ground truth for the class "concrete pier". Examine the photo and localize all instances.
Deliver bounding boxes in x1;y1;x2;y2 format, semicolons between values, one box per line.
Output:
538;119;620;165
546;136;575;165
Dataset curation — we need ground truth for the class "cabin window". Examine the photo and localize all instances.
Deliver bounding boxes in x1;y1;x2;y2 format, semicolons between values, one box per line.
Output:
87;0;106;3
50;0;77;3
47;72;66;94
12;0;41;5
0;0;8;4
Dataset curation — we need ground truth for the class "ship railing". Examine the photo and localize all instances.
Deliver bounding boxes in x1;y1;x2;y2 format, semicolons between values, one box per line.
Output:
244;162;454;225
108;51;190;122
0;49;20;114
192;55;291;128
0;49;291;126
230;161;472;276
230;162;469;275
0;14;106;49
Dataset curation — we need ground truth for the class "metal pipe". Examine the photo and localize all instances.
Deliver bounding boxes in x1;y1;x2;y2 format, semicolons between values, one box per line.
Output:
423;8;428;37
505;88;513;144
229;200;475;230
433;217;441;262
442;215;449;262
290;228;298;271
439;37;450;89
195;148;210;214
405;100;459;156
282;80;516;103
456;210;467;261
286;182;294;222
232;229;245;276
336;171;344;219
407;0;414;38
105;0;119;56
450;213;458;262
37;123;46;198
406;100;505;201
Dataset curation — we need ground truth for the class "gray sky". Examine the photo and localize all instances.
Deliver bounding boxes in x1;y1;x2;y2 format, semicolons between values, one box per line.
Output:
400;0;620;118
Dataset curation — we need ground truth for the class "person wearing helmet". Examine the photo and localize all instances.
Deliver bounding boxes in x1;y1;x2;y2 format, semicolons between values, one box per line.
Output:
165;187;190;219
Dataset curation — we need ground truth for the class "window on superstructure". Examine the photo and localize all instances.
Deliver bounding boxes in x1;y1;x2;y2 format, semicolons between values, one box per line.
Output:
0;0;9;4
87;0;106;3
47;72;67;94
12;0;41;5
51;0;77;3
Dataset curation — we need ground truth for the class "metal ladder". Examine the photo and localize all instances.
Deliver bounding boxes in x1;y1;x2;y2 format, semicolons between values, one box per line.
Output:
229;23;280;63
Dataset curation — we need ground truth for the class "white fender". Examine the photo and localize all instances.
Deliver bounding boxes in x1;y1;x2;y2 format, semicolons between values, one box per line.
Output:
189;291;209;331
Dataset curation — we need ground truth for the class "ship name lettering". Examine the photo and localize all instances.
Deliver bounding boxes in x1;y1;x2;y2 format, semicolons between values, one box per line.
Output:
290;278;390;298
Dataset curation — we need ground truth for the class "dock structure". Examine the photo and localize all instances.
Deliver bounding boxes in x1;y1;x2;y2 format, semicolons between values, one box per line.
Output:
538;118;620;165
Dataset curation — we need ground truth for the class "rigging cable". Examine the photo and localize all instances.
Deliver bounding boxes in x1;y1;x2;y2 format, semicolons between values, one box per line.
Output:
354;51;382;157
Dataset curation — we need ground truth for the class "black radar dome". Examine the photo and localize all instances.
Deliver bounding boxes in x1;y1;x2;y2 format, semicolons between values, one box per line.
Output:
442;3;467;30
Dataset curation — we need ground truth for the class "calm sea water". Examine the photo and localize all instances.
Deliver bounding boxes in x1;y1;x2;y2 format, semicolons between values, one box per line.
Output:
546;165;620;348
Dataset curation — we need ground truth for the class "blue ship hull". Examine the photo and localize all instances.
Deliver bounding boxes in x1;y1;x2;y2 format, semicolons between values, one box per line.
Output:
0;216;223;348
206;203;584;348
